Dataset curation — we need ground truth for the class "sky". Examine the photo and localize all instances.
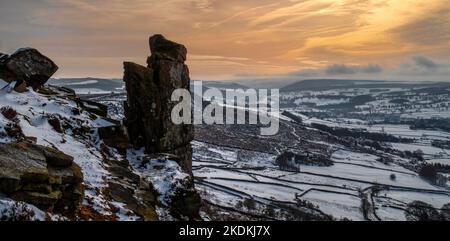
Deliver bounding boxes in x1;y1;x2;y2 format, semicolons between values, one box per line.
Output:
1;0;450;82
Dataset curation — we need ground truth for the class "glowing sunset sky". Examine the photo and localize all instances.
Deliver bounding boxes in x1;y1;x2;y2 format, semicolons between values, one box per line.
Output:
1;0;450;81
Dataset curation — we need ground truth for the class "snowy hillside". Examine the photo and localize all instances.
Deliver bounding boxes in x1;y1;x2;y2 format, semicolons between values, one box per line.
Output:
0;85;197;220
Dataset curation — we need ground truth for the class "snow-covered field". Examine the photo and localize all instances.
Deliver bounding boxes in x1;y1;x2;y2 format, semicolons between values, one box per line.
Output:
193;140;450;221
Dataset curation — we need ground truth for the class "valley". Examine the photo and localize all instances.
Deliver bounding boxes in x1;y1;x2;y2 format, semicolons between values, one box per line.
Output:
78;78;450;221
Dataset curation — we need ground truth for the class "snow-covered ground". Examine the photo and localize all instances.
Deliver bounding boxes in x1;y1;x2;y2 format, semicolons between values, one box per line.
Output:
0;87;188;220
193;140;450;221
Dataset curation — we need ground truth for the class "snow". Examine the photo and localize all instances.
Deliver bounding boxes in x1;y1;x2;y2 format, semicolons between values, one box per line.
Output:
301;163;437;190
373;205;406;221
401;110;450;119
301;117;450;142
110;201;140;221
0;79;7;89
427;158;450;165
390;143;450;156
72;88;113;95
294;97;349;106
193;141;238;163
127;148;190;205
301;190;364;221
0;198;45;221
193;142;449;220
209;178;298;202
65;80;99;86
377;190;450;209
332;149;416;174
187;85;450;220
12;47;34;55
0;89;111;188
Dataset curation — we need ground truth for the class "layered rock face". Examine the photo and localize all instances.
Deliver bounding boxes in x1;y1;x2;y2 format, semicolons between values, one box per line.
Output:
0;141;83;215
123;35;194;174
0;48;58;91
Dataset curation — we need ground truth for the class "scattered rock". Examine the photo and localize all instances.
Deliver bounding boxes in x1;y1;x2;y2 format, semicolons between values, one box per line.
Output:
4;122;24;140
103;170;157;221
37;86;58;96
24;136;37;144
1;106;18;121
77;98;108;117
47;114;63;134
107;165;140;183
105;181;135;204
98;125;129;153
48;85;77;99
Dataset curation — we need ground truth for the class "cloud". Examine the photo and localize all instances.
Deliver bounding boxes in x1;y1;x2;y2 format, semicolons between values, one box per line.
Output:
361;64;383;73
0;0;450;81
389;6;450;45
325;64;383;75
413;56;439;69
189;54;250;61
390;56;450;79
289;68;321;77
239;55;450;83
326;64;356;75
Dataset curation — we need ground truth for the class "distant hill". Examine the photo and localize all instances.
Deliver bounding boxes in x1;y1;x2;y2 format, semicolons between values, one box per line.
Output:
280;79;385;92
280;79;450;92
48;77;123;94
191;80;249;90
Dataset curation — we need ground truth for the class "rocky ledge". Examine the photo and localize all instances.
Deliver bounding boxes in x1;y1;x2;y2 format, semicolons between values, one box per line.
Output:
0;141;83;215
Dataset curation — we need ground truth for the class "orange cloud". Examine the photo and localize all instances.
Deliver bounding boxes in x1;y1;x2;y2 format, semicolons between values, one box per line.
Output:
0;0;449;80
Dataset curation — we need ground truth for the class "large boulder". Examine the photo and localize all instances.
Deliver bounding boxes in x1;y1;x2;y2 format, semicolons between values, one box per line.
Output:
123;34;193;174
4;48;58;90
0;141;83;215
